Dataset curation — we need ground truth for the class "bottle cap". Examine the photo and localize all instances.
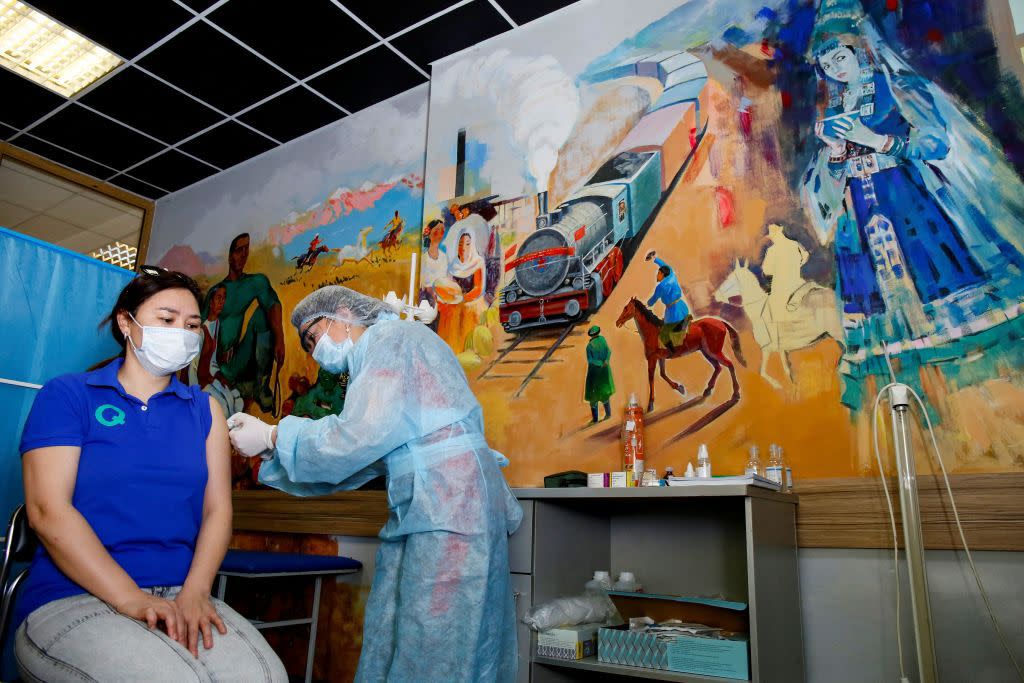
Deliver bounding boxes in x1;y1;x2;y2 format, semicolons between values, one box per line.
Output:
697;443;709;459
685;462;695;478
594;570;610;580
628;392;638;405
618;572;635;582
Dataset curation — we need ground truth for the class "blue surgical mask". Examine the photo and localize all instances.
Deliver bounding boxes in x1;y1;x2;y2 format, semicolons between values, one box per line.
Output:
312;321;354;374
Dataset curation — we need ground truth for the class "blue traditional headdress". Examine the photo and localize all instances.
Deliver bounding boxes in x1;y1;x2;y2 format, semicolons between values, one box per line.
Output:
810;0;866;59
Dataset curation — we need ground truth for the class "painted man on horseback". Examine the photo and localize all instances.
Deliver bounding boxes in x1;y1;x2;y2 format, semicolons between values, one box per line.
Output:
645;250;691;352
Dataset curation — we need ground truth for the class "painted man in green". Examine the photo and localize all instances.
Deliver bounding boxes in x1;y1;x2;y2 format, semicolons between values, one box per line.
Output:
204;233;285;413
585;325;615;423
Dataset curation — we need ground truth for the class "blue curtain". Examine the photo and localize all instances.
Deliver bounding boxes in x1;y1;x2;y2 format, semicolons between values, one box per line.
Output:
0;228;133;524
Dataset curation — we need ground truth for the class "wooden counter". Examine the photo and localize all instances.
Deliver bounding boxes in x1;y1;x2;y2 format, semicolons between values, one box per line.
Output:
231;472;1024;550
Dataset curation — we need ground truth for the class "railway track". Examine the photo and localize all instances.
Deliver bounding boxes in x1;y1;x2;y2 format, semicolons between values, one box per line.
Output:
478;323;581;398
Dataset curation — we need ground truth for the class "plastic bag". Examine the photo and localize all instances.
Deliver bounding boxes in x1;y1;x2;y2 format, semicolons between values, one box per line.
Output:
522;589;620;632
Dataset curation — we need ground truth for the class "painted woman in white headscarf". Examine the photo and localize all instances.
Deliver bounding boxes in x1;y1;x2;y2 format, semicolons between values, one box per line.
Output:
442;212;489;353
801;0;1024;354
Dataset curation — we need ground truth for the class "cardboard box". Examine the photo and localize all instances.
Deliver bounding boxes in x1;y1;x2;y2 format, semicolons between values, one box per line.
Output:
537;623;600;660
598;592;750;680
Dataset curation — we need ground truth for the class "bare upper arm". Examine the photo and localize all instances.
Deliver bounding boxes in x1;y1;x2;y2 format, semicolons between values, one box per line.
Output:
203;396;232;515
22;446;81;521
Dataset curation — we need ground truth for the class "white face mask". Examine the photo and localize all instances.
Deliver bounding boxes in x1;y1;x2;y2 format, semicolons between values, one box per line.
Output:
312;320;354;374
126;313;201;377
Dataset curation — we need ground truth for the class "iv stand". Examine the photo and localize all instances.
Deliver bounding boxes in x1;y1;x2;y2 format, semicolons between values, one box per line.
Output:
888;384;938;683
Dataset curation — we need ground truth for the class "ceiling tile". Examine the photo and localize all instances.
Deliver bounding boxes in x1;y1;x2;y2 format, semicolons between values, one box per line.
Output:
128;150;217;193
210;0;376;78
390;1;511;69
497;0;578;26
46;194;142;237
28;104;164;170
79;67;223;142
17;214;83;245
29;1;193;59
138;22;293;114
238;86;345;142
56;228;116;254
6;135;116;181
0;162;77;212
309;46;426;114
339;0;456;38
179;121;277;169
0;68;65;129
109;175;166;200
0;201;35;228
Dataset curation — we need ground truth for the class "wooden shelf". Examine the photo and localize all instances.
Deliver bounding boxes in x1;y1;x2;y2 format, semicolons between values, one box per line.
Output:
533;655;747;682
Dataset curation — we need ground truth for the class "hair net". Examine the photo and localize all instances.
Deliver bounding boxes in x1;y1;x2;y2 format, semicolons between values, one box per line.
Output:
290;285;397;336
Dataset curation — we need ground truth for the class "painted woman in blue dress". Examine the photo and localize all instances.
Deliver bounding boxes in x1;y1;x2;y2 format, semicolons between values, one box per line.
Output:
800;0;1024;356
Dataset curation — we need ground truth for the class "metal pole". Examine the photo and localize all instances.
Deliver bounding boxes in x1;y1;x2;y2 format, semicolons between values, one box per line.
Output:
889;384;938;683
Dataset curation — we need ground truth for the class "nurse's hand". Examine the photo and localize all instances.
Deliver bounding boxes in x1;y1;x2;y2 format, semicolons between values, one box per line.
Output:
227;413;276;457
116;591;187;647
175;588;228;658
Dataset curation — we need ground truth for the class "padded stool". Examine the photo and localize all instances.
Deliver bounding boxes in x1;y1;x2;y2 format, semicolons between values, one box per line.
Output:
216;549;362;683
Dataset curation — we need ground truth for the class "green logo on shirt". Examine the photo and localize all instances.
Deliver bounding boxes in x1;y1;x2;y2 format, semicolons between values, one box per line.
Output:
95;404;126;427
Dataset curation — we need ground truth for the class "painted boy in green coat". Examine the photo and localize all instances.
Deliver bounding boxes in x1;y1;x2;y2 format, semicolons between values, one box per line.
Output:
585;325;615;423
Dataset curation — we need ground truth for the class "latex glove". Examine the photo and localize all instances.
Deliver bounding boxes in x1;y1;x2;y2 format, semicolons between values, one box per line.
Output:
227;413;276;458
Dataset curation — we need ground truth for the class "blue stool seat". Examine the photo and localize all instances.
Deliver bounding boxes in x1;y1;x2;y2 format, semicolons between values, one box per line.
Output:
219;550;361;576
216;549;362;683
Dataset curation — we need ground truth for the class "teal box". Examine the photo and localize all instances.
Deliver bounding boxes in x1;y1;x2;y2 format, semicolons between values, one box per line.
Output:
667;633;749;680
598;626;749;680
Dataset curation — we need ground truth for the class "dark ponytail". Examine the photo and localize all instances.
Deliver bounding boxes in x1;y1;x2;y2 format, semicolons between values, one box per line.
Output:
88;266;204;371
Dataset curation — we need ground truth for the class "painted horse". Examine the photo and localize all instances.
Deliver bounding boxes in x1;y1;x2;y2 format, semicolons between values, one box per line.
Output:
615;297;745;415
713;259;844;389
292;244;329;272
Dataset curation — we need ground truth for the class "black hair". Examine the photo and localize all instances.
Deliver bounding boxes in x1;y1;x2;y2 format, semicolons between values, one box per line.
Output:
229;232;250;253
658;265;671;277
423;219;444;248
92;267;203;368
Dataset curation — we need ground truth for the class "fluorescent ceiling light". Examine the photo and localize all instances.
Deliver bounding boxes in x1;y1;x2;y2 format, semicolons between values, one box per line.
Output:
0;1;122;97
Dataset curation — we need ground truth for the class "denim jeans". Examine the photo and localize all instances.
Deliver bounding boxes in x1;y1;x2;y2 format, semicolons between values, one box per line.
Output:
15;587;288;682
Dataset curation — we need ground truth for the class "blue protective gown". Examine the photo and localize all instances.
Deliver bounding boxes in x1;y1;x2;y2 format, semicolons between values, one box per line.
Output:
259;320;524;682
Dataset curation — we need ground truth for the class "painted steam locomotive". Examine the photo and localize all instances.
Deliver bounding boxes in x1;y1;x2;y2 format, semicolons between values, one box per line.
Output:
499;70;708;332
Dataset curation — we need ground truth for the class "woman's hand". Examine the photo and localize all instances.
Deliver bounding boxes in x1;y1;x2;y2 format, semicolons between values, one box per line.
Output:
115;590;187;647
175;588;228;658
832;118;888;151
814;120;847;156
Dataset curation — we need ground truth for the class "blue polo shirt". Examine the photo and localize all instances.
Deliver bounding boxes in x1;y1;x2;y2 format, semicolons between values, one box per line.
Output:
14;357;212;627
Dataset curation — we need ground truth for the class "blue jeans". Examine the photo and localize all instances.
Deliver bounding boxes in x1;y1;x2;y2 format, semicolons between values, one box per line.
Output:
15;587;287;682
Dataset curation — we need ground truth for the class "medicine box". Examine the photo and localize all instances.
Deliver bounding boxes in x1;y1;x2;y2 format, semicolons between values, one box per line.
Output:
536;623;600;661
598;592;750;680
599;625;749;680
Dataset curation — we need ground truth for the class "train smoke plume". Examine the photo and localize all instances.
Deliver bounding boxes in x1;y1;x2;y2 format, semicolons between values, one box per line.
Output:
435;49;580;193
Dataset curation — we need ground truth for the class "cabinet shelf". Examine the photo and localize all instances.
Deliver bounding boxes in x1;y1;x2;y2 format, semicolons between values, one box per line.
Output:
532;655;748;682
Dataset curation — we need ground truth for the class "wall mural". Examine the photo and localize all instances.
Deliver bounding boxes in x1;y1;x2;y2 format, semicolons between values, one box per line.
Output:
422;0;1024;484
148;86;428;489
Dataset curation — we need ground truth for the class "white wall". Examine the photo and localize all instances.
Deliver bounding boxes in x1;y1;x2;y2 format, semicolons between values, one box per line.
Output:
800;548;1024;683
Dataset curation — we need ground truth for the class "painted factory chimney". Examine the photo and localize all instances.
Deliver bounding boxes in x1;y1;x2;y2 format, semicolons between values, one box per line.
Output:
537;191;548;215
455;128;467;198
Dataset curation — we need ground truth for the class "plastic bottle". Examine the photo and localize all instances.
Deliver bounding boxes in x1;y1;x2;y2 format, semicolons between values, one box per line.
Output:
622;393;646;486
613;571;639;592
766;444;785;490
744;445;762;477
585;571;612;593
684;462;695;478
696;443;711;479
